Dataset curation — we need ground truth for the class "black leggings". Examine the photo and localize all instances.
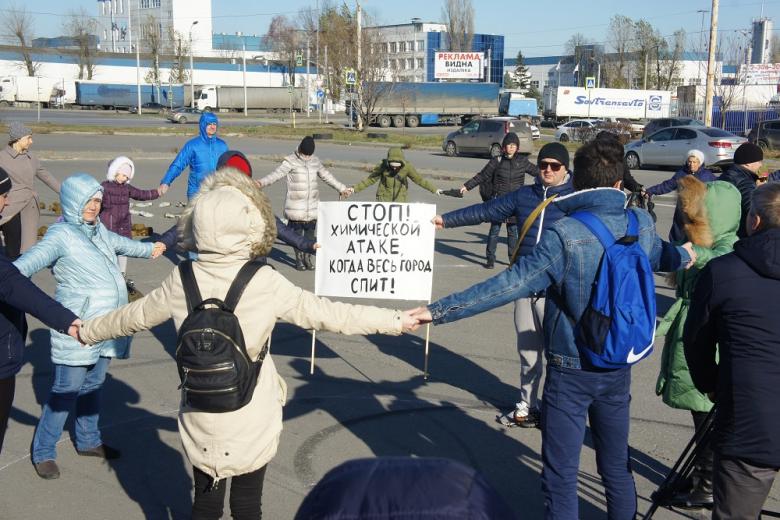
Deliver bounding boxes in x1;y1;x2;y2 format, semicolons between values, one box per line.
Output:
0;213;22;259
192;465;267;520
0;376;15;454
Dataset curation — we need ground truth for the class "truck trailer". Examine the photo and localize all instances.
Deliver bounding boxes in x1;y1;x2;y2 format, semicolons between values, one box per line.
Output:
75;82;184;110
0;76;61;107
499;91;539;118
543;86;671;120
194;85;307;112
358;82;500;127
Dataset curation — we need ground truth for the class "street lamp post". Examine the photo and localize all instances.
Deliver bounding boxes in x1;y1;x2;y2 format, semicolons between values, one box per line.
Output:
242;40;248;117
189;20;198;108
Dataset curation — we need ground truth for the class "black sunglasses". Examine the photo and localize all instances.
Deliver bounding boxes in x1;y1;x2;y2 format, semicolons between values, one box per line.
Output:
539;161;564;172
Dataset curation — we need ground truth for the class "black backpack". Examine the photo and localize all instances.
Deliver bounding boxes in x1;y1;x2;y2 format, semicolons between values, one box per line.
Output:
176;258;269;413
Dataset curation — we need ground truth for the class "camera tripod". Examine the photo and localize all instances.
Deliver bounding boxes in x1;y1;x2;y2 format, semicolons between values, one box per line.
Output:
645;407;780;518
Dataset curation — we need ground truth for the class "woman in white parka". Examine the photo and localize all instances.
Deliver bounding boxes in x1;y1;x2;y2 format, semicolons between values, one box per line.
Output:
79;169;417;520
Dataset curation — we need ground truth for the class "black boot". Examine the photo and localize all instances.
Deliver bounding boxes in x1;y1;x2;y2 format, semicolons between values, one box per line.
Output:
303;253;315;270
670;470;713;509
295;251;306;271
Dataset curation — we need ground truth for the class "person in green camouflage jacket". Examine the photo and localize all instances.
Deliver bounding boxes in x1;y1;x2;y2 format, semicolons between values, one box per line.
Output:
347;148;439;202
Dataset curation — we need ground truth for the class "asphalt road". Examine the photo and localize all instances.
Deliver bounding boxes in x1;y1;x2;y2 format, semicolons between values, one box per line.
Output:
0;135;775;519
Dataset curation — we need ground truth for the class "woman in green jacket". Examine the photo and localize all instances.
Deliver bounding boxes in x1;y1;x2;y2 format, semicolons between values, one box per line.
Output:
348;148;439;202
655;176;741;508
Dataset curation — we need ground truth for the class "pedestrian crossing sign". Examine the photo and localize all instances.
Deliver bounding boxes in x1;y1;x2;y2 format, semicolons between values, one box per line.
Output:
345;68;357;85
585;77;596;89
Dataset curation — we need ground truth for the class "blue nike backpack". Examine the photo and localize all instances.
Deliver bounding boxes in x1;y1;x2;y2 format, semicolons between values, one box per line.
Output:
566;210;657;368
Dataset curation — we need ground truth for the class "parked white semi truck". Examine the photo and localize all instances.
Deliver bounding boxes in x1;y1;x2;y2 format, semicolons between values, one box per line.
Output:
194;85;307;112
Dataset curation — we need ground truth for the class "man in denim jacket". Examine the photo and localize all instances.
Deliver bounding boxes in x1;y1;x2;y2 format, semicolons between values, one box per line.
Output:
410;140;695;519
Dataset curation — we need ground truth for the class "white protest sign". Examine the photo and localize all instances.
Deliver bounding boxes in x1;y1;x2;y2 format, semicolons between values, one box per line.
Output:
315;202;436;301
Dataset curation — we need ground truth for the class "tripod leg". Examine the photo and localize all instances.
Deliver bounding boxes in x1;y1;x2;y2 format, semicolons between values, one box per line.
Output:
644;407;716;519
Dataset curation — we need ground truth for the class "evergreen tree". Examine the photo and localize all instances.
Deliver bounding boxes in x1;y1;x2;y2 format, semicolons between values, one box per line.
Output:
514;50;531;90
503;71;519;89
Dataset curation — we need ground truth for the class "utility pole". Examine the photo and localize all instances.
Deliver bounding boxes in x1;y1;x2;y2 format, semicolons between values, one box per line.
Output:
242;40;248;117
643;51;648;90
109;0;116;53
129;0;141;116
356;0;363;131
704;0;719;127
324;45;329;124
306;36;311;118
655;44;661;90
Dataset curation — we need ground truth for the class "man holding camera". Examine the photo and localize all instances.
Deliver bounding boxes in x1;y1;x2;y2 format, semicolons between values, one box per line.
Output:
684;182;780;519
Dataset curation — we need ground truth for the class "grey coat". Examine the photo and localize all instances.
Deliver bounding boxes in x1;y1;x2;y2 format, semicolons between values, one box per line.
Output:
0;145;61;252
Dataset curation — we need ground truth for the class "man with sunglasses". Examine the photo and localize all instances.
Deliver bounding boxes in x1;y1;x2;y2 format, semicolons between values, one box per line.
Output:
432;142;574;429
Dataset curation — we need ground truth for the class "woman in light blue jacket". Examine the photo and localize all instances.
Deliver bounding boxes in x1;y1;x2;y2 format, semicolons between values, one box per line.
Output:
14;173;163;480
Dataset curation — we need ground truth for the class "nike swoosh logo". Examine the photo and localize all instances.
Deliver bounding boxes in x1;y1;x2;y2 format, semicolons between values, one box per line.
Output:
626;343;653;364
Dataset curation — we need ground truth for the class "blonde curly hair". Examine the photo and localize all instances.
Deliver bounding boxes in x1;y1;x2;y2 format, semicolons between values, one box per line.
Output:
177;168;277;257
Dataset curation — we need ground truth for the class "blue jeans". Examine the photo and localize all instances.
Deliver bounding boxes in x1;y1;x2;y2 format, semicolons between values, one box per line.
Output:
32;357;111;463
486;222;518;263
541;364;636;520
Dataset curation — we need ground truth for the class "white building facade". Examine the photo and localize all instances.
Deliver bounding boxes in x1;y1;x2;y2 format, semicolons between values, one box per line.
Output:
95;0;213;56
364;22;446;83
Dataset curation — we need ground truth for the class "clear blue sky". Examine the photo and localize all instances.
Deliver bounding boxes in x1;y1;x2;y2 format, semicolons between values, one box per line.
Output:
18;0;780;57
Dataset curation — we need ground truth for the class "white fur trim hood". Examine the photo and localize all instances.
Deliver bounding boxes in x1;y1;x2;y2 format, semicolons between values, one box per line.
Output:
107;156;135;181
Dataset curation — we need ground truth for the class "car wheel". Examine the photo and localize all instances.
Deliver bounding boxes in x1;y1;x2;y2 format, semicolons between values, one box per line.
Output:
490;143;502;157
757;140;769;151
179;117;187;124
445;141;458;157
558;133;569;142
406;115;419;128
203;106;212;112
377;115;391;128
392;115;405;128
625;151;641;169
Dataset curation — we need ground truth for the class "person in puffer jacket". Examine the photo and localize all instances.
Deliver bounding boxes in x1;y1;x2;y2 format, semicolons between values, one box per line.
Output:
258;136;349;271
0;167;80;456
459;132;540;269
13;173;165;480
654;178;741;508
159;112;228;199
100;156;160;276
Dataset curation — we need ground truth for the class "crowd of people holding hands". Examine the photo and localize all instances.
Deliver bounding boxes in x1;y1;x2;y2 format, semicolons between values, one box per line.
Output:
1;111;779;519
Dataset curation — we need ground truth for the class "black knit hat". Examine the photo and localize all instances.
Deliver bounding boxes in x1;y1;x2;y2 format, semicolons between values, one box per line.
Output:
537;142;570;169
0;167;11;195
733;142;763;165
299;136;316;156
502;132;520;149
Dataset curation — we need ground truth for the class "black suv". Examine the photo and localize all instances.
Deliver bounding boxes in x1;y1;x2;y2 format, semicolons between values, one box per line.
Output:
747;119;780;151
642;117;704;137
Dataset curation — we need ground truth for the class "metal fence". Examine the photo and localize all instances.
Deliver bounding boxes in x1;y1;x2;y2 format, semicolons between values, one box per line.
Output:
676;101;780;136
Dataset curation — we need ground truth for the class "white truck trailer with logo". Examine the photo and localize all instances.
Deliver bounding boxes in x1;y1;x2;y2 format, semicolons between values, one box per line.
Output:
543;86;671;120
0;76;61;107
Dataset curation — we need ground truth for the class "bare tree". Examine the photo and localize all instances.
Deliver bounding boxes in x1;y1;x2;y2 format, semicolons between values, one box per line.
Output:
263;15;301;87
442;0;474;51
64;8;98;80
168;30;190;85
142;15;163;88
3;5;38;76
659;29;686;91
312;1;356;101
714;34;750;127
605;15;633;88
632;20;664;89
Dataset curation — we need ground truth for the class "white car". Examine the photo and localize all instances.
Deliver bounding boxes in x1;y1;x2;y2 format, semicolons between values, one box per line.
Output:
554;119;601;142
530;124;541;140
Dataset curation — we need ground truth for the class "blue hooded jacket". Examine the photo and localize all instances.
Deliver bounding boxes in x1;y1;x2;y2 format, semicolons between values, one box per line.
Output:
14;173;153;365
160;112;228;199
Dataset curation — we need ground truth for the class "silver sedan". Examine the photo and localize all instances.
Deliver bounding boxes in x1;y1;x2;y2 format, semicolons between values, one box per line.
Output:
624;126;747;169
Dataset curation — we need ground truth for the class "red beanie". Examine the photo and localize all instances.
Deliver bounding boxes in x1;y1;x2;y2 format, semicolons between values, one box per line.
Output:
216;150;252;177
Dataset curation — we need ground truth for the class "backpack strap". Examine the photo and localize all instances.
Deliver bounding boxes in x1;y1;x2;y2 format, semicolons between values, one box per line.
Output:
570;211;620;249
179;261;203;314
223;258;268;313
508;194;559;266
